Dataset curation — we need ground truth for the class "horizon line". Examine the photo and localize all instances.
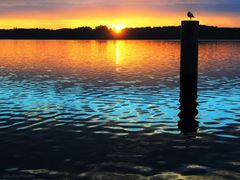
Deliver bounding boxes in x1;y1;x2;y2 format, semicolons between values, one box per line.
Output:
1;24;240;30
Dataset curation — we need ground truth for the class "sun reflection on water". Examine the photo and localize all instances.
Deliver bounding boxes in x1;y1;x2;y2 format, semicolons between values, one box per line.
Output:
115;41;120;65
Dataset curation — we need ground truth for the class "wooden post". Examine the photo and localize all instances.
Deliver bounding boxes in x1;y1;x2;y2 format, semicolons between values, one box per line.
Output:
180;20;199;79
178;21;199;134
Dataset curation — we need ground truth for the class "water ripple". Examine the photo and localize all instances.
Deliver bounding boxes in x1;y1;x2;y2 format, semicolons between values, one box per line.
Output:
0;40;240;179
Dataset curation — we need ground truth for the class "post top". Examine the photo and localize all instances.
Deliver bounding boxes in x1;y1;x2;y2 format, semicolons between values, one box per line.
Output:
181;20;199;26
182;20;199;22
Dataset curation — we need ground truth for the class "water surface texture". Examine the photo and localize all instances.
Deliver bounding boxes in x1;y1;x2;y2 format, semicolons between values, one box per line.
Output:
0;40;239;179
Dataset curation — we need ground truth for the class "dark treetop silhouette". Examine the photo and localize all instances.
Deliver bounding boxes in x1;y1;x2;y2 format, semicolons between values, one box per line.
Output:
0;25;239;40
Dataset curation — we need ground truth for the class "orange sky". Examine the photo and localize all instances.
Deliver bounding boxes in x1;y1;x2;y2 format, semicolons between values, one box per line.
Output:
0;0;239;29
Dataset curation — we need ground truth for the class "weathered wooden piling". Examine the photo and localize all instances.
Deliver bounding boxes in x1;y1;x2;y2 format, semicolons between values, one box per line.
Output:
178;20;199;134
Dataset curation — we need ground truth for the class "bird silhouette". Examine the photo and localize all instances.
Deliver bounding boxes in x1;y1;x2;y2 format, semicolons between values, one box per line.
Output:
187;11;195;20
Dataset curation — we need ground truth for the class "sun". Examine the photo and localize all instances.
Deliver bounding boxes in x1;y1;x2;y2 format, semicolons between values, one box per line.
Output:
112;24;125;34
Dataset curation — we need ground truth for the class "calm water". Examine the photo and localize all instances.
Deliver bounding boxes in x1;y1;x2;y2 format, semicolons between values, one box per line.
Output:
0;40;239;179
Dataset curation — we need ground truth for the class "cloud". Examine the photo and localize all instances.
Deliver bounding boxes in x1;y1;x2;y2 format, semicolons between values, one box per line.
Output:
174;0;240;14
0;0;239;15
0;0;239;27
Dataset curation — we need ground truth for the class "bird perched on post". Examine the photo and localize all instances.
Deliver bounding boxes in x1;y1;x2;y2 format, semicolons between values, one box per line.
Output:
187;11;195;20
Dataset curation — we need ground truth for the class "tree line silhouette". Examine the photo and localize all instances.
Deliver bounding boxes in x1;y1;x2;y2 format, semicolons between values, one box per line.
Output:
0;25;239;39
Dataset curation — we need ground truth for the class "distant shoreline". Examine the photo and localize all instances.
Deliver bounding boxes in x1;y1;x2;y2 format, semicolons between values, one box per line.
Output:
0;25;239;40
0;39;240;41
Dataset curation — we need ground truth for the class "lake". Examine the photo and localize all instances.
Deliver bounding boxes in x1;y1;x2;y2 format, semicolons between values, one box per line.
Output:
0;40;239;179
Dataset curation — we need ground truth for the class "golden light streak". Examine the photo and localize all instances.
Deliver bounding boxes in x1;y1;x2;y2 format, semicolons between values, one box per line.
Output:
115;41;120;65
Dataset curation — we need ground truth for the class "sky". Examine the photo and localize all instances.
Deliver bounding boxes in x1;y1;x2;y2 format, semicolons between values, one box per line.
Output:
0;0;239;29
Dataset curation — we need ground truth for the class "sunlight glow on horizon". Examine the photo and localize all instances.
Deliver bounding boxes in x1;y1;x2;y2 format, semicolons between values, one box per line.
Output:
0;14;239;29
0;17;239;30
112;24;125;34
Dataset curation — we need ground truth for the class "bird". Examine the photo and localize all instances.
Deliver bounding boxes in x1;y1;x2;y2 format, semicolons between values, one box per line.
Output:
187;11;195;20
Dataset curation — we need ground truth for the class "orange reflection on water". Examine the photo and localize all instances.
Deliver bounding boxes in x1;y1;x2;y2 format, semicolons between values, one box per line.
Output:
0;40;180;75
0;40;239;78
198;41;240;73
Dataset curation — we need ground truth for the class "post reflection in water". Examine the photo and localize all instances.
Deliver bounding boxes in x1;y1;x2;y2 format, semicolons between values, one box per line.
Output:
178;74;199;135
